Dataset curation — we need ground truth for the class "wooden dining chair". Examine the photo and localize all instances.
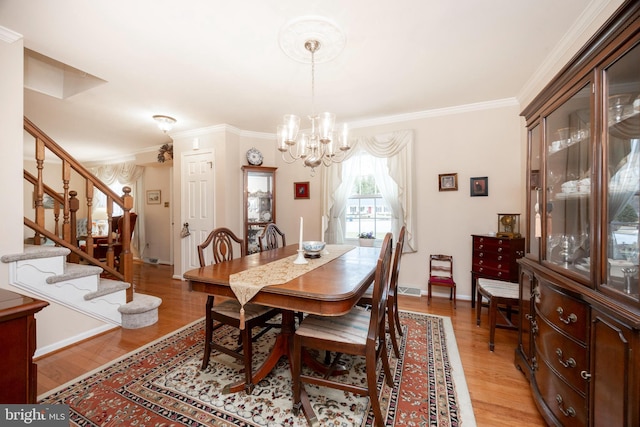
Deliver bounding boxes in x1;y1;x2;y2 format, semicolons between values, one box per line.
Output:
292;233;394;427
258;223;286;251
358;225;406;358
427;254;457;308
198;227;279;394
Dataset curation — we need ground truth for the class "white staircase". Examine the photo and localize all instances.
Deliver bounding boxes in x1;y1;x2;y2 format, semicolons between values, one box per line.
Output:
1;245;161;328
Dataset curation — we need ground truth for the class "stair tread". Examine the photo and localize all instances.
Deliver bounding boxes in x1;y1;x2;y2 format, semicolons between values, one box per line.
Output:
84;278;130;300
46;263;103;284
118;293;162;314
1;244;70;263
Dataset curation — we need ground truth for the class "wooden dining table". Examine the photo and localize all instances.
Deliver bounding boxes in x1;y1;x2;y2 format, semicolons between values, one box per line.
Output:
184;243;380;393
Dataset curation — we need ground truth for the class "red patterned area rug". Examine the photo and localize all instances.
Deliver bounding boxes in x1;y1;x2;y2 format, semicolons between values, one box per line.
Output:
40;311;476;426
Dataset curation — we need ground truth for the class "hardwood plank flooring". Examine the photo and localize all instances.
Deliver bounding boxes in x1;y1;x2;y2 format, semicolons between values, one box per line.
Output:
35;261;544;426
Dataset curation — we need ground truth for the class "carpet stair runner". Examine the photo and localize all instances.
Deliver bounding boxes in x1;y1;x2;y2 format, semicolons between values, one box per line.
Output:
1;245;161;329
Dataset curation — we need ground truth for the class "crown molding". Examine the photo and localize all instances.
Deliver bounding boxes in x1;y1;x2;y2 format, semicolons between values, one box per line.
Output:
0;26;22;43
348;98;519;129
517;0;623;107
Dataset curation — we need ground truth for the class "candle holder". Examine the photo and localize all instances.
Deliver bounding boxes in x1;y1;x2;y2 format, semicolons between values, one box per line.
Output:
293;249;309;264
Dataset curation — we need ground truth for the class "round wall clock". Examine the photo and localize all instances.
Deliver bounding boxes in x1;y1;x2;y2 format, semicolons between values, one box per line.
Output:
246;148;263;166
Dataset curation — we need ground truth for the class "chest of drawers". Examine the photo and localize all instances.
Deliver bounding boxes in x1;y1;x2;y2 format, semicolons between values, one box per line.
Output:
471;234;524;307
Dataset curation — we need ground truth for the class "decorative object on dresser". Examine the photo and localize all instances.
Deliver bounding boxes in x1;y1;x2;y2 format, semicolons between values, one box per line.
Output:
497;213;521;238
517;3;640;426
242;166;277;254
0;289;48;403
471;234;524;308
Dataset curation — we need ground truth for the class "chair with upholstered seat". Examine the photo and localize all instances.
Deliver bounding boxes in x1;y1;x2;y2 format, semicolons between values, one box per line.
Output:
292;233;393;427
198;227;279;394
427;254;457;308
359;225;406;358
476;277;519;351
258;223;286;251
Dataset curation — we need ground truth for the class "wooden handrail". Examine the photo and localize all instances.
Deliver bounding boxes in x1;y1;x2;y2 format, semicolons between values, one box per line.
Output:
23;117;134;302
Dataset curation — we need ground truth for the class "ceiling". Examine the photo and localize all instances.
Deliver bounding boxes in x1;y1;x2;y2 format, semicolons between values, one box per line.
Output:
0;0;618;162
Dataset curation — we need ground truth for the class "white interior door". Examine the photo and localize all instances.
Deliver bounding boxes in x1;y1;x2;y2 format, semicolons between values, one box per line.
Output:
181;150;215;276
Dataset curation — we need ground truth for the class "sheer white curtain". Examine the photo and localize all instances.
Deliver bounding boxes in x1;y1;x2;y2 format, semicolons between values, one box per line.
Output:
90;162;146;258
321;129;416;251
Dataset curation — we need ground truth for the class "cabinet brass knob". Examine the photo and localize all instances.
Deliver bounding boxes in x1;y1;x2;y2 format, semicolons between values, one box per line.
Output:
555;394;576;418
555;348;576;368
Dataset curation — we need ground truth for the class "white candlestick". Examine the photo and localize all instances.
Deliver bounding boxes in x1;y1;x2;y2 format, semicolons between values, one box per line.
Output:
299;217;303;250
321;216;325;243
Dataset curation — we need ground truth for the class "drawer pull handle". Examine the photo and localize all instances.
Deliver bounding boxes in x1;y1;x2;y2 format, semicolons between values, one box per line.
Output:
478;260;484;265
531;320;538;335
479;253;484;258
479;244;484;249
497;255;503;261
497;272;503;277
556;307;577;324
555;394;576;418
581;370;591;381
497;247;503;253
555;348;576;368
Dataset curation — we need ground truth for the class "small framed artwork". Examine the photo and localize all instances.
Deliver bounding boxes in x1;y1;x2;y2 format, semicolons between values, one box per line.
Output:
438;173;458;191
470;177;488;197
294;182;310;199
146;190;161;204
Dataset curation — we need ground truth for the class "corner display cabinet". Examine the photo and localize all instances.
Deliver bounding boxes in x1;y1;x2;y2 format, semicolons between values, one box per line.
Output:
517;2;640;426
242;166;276;254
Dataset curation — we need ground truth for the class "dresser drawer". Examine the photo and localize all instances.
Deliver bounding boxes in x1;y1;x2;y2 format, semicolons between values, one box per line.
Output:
536;281;588;344
473;237;513;253
471;264;511;279
536;355;588;427
535;315;588;394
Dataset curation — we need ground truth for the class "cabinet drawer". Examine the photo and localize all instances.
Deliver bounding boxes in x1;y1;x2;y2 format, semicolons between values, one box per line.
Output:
536;356;587;427
473;256;513;271
536;281;588;343
535;315;588;394
471;264;511;279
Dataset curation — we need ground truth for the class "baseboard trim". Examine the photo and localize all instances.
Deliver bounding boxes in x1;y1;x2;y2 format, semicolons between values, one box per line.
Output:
34;323;119;359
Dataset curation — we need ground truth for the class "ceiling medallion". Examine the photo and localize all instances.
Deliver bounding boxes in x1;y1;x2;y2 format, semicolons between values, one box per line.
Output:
278;16;346;64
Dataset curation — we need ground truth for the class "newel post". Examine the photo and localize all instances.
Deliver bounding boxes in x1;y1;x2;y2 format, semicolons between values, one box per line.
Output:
121;186;134;303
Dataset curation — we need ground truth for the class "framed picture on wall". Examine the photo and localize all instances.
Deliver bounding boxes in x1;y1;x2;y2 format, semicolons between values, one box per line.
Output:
470;177;488;197
438;173;458;191
146;190;161;204
294;182;310;199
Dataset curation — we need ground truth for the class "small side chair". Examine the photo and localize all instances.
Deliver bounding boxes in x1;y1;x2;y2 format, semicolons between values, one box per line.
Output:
427;254;457;308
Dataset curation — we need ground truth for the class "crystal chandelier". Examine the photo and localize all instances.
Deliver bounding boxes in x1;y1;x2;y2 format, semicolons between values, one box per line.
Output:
277;39;350;172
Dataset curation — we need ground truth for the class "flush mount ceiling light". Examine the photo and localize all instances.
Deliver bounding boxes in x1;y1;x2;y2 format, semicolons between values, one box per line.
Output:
276;16;350;174
153;115;176;133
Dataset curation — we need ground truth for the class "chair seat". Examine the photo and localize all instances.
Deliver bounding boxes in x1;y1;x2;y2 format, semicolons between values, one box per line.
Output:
213;299;276;321
429;275;455;286
295;306;370;345
477;278;519;299
476;278;519;351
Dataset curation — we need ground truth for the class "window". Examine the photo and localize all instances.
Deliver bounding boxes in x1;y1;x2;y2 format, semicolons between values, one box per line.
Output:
343;153;393;240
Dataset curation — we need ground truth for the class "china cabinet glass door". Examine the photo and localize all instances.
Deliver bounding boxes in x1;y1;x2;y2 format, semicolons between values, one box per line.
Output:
603;41;640;303
528;124;541;259
544;83;592;277
243;166;276;254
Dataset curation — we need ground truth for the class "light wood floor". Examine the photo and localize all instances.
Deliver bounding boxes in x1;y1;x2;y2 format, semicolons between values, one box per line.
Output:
35;261;545;426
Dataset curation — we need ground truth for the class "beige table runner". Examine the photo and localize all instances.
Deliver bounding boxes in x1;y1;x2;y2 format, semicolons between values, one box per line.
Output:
230;245;355;328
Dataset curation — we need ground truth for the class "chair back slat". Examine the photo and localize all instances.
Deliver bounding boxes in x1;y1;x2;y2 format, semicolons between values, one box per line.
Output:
198;227;245;267
258;223;286;251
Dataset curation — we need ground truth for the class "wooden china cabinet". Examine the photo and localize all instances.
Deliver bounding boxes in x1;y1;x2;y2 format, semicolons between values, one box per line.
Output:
516;2;640;426
242;166;277;254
